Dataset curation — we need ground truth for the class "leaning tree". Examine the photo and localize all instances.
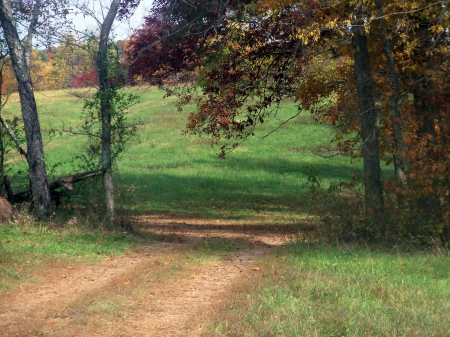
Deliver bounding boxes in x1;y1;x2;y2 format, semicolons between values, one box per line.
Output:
0;0;69;218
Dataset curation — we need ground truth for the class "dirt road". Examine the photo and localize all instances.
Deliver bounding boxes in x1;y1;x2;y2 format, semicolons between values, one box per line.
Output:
0;216;296;336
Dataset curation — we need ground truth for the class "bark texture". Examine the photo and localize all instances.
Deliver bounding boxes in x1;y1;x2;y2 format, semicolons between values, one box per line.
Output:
98;0;122;225
0;0;52;218
375;0;409;186
351;16;384;217
414;89;441;219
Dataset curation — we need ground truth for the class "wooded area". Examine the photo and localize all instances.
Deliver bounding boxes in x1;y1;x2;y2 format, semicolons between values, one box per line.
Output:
1;3;450;333
0;0;449;244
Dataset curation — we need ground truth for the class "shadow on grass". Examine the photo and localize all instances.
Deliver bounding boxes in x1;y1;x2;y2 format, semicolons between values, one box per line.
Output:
121;157;359;220
123;171;308;219
191;156;357;178
131;219;316;248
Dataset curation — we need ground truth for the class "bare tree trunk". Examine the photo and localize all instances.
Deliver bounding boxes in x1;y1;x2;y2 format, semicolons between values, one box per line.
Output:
375;0;409;187
413;89;441;223
0;64;5;194
0;119;4;194
0;0;52;218
97;0;121;225
351;12;384;218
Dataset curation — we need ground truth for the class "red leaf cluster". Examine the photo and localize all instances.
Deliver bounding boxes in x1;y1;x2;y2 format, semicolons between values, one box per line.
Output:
69;71;98;88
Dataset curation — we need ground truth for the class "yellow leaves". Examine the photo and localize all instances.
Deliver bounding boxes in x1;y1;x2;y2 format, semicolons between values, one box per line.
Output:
435;45;450;55
324;18;339;30
429;25;445;34
293;26;321;43
402;64;416;73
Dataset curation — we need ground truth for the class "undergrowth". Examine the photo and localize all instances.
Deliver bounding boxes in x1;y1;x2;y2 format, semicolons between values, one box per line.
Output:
302;164;450;248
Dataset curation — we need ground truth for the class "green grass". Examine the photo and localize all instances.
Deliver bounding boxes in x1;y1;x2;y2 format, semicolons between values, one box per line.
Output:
212;243;450;337
3;87;369;222
0;221;145;291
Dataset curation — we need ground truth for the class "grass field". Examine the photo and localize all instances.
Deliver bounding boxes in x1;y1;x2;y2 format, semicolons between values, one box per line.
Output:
3;87;366;221
1;87;449;336
211;242;450;336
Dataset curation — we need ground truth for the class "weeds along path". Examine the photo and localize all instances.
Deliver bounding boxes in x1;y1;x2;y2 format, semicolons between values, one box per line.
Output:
0;217;294;336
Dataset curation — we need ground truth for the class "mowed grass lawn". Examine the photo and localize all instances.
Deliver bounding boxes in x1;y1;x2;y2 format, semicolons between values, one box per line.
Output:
1;87;449;336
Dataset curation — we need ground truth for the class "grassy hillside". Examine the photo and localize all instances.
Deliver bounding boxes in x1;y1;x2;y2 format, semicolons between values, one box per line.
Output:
2;87;372;222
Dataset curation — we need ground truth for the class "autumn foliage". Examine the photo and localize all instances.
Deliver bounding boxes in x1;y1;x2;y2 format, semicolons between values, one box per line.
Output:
127;0;450;243
69;71;99;88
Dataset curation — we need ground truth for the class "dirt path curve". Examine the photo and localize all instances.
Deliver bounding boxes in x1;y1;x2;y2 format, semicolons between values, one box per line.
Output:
0;217;294;336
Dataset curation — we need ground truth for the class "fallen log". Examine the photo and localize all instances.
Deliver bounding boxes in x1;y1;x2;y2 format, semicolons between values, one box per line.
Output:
10;168;105;205
48;168;106;191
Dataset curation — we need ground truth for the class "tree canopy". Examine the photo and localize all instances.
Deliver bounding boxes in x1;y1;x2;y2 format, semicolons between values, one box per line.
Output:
125;0;450;238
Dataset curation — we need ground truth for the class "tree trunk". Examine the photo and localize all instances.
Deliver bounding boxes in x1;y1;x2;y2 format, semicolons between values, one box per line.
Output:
97;0;121;225
375;0;409;188
351;14;384;218
414;89;441;221
0;0;52;218
0;119;4;194
0;66;4;194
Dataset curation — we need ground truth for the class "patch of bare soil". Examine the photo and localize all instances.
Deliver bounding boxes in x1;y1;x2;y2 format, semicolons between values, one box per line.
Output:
132;214;303;246
110;247;268;337
0;216;297;336
0;251;153;336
